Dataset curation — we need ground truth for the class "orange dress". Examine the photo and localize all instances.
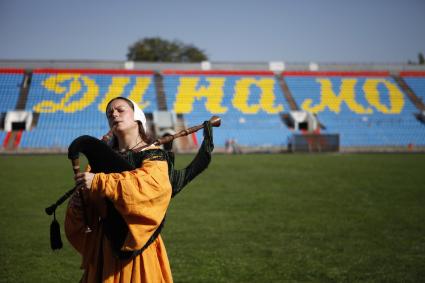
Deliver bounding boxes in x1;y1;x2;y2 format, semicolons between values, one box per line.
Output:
65;150;173;283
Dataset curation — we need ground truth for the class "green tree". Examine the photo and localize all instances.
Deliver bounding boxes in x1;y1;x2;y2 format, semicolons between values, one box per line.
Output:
127;37;208;62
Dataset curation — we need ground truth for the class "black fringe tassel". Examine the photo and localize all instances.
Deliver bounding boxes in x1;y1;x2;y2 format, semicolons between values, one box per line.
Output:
50;211;63;250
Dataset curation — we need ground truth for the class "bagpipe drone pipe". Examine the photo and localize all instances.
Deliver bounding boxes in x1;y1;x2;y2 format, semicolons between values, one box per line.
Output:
45;116;221;257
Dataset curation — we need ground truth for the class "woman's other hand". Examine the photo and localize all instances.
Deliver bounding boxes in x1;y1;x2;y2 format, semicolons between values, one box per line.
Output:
74;172;95;191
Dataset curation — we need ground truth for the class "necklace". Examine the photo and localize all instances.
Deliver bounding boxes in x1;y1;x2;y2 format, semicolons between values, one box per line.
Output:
117;138;144;155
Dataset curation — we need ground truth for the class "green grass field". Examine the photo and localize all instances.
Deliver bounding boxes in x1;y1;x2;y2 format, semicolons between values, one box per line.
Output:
0;153;424;282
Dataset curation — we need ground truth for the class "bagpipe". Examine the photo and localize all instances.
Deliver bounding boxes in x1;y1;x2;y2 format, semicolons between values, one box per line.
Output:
46;116;221;251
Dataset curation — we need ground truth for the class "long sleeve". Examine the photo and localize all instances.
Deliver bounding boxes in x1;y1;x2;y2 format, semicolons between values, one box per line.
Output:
90;157;172;251
170;140;211;197
170;120;214;197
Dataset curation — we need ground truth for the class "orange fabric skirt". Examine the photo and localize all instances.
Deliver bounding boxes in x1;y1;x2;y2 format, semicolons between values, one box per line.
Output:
81;235;173;283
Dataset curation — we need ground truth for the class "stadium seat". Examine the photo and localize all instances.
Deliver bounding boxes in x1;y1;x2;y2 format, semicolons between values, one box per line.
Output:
162;71;292;147
19;70;157;148
2;68;425;150
0;69;24;112
284;71;425;147
400;72;425;105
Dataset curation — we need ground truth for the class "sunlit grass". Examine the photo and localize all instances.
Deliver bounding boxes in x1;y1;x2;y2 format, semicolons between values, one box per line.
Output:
0;153;424;282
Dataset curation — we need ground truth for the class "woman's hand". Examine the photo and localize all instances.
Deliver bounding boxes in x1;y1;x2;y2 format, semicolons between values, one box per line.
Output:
74;172;95;191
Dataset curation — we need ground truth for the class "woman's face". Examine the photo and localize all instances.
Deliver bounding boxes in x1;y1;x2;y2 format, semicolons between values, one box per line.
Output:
106;99;138;134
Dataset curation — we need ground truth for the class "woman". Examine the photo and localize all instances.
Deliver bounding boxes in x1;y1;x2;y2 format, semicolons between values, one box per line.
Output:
65;96;215;283
65;97;173;282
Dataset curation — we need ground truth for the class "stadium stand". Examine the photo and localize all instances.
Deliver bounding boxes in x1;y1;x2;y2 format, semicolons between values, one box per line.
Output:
400;71;425;109
162;70;292;148
284;71;425;147
19;69;157;149
0;69;24;112
1;62;425;152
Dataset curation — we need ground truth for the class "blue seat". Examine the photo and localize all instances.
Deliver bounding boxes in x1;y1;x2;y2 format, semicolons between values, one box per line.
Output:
285;75;425;147
403;77;425;104
20;72;157;148
0;72;24;112
163;73;291;147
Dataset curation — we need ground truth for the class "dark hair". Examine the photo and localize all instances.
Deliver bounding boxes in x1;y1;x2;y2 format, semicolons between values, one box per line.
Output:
106;97;154;150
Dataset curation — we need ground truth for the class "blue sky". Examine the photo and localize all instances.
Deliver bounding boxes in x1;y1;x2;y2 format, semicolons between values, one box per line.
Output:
1;0;424;63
